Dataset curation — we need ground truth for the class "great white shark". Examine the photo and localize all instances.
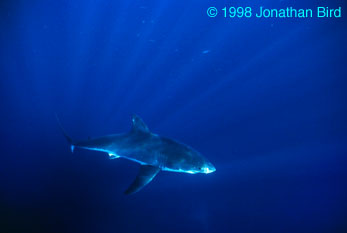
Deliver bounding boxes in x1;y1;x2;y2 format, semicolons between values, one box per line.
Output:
58;115;216;194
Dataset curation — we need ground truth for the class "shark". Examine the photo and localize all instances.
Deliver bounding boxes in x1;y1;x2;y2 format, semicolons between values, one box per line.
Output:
57;115;216;194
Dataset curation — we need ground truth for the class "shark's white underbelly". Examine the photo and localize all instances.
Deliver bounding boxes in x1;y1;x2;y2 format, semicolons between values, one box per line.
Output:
82;146;159;166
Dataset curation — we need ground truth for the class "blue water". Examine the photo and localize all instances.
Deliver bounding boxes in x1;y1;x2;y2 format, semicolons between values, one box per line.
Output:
1;0;346;232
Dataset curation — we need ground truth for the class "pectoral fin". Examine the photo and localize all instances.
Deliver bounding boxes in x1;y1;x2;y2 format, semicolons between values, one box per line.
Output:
124;165;160;195
108;153;120;159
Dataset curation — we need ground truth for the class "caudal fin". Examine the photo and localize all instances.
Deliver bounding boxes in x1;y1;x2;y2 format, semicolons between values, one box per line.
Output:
55;113;75;153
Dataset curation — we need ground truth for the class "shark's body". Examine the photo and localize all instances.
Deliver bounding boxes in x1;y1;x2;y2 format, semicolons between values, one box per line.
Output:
58;115;216;194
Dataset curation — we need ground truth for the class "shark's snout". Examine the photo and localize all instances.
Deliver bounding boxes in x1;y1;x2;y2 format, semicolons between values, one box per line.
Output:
203;162;216;174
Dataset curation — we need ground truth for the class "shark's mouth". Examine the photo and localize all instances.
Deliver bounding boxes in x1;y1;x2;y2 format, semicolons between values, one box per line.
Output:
162;167;199;174
203;167;214;174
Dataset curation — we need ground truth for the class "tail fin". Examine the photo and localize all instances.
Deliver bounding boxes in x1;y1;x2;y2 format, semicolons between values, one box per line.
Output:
55;113;75;153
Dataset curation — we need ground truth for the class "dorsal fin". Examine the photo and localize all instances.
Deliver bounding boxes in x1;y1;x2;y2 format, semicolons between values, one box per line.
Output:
131;115;150;133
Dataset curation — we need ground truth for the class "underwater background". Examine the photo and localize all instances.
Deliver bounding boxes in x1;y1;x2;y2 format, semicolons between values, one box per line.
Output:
1;0;346;232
